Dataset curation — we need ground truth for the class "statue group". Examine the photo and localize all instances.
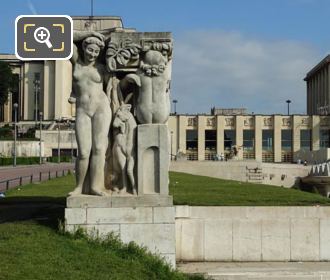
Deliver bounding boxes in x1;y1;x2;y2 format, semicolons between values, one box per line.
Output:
68;30;173;196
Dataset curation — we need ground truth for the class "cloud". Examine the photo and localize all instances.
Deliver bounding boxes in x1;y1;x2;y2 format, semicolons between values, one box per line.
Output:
27;0;37;15
171;30;320;115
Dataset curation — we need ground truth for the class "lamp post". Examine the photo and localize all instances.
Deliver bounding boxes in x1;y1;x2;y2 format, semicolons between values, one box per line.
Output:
57;119;61;164
170;131;173;161
33;79;40;122
13;103;18;167
286;100;291;115
39;112;43;165
70;120;74;163
173;99;178;115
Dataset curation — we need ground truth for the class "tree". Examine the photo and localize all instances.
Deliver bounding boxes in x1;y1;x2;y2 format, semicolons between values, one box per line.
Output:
0;61;16;105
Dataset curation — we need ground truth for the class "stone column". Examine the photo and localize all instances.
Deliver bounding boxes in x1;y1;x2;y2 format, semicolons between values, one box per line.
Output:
312;115;320;151
235;115;244;160
273;115;282;163
43;61;55;120
168;115;178;157
178;115;186;153
54;60;72;119
3;93;12;122
292;115;300;157
216;115;225;155
254;115;262;162
197;115;206;161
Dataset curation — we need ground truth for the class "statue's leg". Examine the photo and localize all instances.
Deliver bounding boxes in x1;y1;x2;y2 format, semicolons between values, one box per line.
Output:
127;156;136;195
119;161;128;194
90;107;111;196
70;113;92;195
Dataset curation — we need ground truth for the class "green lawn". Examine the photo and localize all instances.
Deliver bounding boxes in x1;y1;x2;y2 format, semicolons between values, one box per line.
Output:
4;171;330;206
169;172;330;206
1;171;330;280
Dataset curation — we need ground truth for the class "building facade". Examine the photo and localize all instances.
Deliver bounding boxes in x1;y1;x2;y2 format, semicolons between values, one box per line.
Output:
168;114;330;163
305;55;330;115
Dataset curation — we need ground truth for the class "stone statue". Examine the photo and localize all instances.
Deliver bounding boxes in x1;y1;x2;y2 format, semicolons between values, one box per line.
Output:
112;103;137;194
69;30;173;196
69;31;112;196
118;43;172;124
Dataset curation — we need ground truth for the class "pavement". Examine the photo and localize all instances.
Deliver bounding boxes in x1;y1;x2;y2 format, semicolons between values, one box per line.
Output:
0;163;74;192
177;262;330;280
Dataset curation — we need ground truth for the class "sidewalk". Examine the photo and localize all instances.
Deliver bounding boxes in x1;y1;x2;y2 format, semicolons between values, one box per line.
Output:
178;262;330;280
0;162;74;192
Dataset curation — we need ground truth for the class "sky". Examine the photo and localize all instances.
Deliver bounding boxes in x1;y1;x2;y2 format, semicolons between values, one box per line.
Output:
1;0;330;115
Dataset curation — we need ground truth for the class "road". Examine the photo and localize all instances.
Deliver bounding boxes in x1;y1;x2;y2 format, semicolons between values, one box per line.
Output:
0;163;75;192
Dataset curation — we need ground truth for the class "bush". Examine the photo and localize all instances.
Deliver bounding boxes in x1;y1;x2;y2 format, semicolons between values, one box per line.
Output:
0;157;40;165
0;125;13;139
0;156;72;166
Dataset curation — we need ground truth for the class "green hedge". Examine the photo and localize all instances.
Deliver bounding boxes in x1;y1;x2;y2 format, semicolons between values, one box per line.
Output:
0;156;72;166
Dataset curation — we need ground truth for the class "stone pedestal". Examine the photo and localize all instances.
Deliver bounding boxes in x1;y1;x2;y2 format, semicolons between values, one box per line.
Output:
65;195;176;268
137;124;169;195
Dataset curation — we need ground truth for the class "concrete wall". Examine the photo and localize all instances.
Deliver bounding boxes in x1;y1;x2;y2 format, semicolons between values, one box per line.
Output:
0;141;43;157
170;161;310;188
175;206;330;262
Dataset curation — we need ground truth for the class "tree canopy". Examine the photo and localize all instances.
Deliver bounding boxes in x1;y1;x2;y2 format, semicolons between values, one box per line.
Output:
0;61;17;105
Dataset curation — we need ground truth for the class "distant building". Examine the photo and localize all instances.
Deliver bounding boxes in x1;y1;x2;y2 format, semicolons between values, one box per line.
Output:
211;107;247;115
304;55;330;115
168;114;330;163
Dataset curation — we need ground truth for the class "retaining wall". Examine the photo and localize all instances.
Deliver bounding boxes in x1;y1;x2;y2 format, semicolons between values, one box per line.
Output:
170;161;310;187
175;206;330;262
0;141;43;157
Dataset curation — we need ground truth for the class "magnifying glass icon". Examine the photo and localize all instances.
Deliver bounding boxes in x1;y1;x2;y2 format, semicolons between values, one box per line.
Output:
34;27;53;49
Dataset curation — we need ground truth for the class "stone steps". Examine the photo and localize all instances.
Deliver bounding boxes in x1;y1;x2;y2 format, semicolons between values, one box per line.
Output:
178;262;330;280
210;272;330;279
246;166;264;183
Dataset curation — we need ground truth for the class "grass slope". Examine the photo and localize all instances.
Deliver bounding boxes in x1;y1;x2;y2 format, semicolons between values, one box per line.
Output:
0;222;202;280
169;172;330;206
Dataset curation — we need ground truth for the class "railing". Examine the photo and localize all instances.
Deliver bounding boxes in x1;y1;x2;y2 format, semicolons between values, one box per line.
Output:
0;167;74;192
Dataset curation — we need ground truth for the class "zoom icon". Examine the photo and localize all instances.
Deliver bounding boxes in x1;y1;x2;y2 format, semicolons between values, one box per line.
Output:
15;15;72;60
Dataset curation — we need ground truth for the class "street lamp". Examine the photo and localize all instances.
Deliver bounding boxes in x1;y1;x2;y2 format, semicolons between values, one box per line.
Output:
33;79;40;122
286;100;291;115
39;112;43;165
70;120;74;163
170;131;173;161
57;118;61;164
173;99;178;115
13;103;18;167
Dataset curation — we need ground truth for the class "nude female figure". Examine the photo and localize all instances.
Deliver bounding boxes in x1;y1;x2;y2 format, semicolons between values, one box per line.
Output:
69;31;111;196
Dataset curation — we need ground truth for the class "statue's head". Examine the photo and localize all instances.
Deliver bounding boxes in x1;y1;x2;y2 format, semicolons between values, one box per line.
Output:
82;36;105;63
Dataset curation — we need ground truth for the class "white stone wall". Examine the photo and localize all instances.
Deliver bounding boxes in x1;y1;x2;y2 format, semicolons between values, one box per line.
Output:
0;141;43;157
170;161;310;188
175;206;330;262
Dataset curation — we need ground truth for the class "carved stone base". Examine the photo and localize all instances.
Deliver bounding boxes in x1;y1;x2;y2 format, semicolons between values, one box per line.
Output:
137;124;169;195
65;195;176;268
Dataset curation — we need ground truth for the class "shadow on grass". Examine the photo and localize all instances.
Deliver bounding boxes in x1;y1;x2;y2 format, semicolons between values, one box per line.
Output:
0;196;67;230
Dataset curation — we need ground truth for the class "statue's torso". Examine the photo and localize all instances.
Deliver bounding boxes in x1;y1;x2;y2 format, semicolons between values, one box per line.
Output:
73;62;109;115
